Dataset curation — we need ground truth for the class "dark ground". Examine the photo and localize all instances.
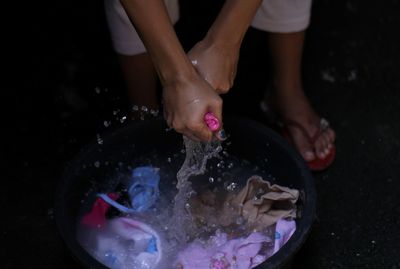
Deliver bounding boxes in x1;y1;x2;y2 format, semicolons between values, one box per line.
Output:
3;0;400;268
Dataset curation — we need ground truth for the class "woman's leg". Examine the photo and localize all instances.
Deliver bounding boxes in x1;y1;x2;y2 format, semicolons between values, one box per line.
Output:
104;0;179;117
267;31;335;161
118;53;159;113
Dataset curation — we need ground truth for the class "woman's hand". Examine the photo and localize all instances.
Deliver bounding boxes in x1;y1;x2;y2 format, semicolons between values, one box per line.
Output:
188;37;240;94
162;69;223;142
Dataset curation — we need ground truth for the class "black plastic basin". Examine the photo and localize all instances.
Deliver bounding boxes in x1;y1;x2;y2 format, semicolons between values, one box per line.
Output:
55;117;316;269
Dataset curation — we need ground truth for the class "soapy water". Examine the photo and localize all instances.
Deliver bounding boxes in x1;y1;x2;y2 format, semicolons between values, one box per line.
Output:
77;138;279;269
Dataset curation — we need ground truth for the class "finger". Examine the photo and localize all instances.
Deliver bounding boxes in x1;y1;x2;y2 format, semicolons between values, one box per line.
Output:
187;121;213;142
196;127;213;142
208;99;225;141
216;86;230;95
183;131;201;142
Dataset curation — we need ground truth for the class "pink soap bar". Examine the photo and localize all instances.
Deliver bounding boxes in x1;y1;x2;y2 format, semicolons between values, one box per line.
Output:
204;112;220;131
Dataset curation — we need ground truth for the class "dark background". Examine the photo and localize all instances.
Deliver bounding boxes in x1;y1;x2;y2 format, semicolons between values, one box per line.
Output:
3;0;400;268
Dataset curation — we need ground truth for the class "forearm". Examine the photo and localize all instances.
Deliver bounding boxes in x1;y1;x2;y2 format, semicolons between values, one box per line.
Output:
206;0;262;46
119;0;194;85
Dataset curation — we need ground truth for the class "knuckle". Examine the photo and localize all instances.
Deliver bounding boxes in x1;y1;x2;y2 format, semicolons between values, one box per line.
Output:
186;122;202;131
213;97;223;106
199;131;212;142
172;121;184;132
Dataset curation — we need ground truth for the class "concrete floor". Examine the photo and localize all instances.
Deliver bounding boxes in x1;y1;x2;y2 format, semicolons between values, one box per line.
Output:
4;0;400;268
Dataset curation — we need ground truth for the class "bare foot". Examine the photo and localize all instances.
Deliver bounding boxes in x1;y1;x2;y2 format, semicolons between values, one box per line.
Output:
266;84;335;162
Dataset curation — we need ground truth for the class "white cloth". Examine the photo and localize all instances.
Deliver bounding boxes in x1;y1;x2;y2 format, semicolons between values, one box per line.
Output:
252;0;312;33
104;0;180;55
104;0;312;55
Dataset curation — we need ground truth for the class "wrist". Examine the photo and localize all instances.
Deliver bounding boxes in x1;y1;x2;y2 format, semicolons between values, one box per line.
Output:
204;29;242;50
156;52;197;87
159;58;198;89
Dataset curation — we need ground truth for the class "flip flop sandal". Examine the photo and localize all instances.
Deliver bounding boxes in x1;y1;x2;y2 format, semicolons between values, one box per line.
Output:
260;100;336;171
279;118;336;171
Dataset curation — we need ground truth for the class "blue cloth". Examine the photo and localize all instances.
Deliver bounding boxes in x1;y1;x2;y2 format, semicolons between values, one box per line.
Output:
129;166;160;212
146;236;158;254
98;166;160;213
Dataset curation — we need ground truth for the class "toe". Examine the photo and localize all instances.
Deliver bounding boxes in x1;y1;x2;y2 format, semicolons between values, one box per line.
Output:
326;128;336;145
289;127;316;161
315;129;334;159
315;138;326;159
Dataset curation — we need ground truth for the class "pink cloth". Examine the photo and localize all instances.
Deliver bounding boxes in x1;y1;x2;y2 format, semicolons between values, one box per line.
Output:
85;217;162;269
176;231;270;269
81;193;119;228
177;219;297;269
273;219;296;254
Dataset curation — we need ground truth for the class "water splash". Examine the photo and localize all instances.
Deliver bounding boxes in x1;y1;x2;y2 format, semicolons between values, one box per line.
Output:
170;136;222;242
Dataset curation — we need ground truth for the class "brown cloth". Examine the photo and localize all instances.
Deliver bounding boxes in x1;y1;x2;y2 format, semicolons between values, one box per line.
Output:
190;175;299;231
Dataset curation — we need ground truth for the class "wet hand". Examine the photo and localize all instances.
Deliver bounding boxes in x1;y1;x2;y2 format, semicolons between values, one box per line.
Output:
188;37;240;94
162;70;223;142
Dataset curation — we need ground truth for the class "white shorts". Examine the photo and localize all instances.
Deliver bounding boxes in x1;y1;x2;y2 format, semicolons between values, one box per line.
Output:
105;0;312;56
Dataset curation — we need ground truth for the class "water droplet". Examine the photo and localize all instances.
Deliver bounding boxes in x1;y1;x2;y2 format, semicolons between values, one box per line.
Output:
209;177;214;183
150;109;159;116
96;134;103;145
226;182;237;191
120;116;127;123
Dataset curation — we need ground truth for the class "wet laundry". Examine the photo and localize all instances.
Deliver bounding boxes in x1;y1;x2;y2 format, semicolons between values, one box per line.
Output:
98;166;160;213
176;218;296;269
176;230;271;269
81;193;119;228
190;175;299;231
79;170;299;269
81;217;162;269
